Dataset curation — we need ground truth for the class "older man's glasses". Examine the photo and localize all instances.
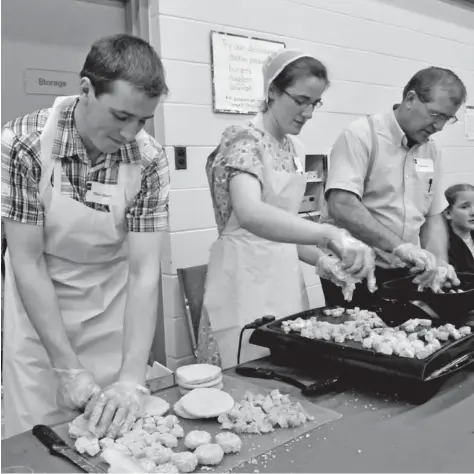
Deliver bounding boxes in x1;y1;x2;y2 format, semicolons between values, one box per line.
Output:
413;91;458;125
282;90;323;110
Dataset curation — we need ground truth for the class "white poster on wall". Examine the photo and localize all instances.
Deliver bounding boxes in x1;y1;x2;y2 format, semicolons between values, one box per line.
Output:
465;105;474;140
210;31;285;115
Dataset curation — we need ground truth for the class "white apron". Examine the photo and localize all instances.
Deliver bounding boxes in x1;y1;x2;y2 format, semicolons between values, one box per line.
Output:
201;115;309;370
3;95;145;437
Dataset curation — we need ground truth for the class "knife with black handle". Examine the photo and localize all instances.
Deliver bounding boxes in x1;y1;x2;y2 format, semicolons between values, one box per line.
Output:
32;425;106;473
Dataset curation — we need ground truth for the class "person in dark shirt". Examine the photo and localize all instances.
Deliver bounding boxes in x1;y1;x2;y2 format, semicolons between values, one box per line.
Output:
444;183;474;273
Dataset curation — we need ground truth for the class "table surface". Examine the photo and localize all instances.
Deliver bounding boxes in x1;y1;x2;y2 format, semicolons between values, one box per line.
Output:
2;359;473;473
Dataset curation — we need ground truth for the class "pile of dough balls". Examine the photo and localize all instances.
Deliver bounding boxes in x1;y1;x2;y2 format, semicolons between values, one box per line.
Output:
70;414;184;471
218;389;314;434
282;307;472;359
179;429;242;468
69;414;242;473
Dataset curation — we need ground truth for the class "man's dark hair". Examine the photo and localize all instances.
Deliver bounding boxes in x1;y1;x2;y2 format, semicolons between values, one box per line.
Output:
402;66;466;106
80;34;169;98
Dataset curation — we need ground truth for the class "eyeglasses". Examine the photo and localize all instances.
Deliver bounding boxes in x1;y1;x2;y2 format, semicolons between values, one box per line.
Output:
282;90;323;110
413;91;458;125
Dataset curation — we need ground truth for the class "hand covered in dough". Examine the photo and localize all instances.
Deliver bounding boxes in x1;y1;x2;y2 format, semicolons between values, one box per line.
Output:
412;261;460;293
393;243;437;273
84;380;149;439
54;368;101;411
324;227;376;281
315;253;377;302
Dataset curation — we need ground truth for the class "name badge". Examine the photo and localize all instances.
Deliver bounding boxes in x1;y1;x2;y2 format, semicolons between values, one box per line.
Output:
85;182;118;205
414;158;434;173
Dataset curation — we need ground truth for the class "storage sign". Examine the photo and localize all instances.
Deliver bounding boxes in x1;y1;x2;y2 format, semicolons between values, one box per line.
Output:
24;68;79;96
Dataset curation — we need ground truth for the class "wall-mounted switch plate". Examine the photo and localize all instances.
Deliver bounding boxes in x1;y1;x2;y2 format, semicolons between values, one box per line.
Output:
175;146;187;170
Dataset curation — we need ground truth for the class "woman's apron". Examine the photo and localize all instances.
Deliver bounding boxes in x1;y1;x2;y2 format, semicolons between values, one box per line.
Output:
198;115;309;370
3;95;145;437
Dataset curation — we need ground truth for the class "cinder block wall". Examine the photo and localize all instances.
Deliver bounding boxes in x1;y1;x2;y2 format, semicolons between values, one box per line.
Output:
148;0;474;369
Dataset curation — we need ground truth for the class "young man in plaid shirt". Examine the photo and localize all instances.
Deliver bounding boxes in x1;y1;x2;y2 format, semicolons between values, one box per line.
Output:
1;34;170;438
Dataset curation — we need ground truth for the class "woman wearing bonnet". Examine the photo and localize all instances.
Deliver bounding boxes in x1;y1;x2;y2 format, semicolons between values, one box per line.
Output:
198;49;376;369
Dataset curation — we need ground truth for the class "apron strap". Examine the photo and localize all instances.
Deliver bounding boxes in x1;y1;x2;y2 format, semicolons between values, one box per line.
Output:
365;115;378;188
38;96;79;199
117;129;148;204
53;159;62;193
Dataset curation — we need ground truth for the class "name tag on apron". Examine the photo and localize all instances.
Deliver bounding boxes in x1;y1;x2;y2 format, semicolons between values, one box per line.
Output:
85;182;118;205
414;158;434;173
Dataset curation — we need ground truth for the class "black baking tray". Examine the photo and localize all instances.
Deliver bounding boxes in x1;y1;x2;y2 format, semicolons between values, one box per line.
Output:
249;308;474;382
381;272;474;319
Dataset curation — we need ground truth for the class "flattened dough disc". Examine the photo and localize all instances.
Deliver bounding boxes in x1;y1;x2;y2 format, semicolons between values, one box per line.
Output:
173;399;200;420
179;382;223;396
179;374;223;390
143;395;170;416
176;364;222;385
180;388;234;419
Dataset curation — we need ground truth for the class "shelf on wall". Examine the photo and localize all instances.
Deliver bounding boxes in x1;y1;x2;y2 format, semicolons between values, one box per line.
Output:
299;154;328;215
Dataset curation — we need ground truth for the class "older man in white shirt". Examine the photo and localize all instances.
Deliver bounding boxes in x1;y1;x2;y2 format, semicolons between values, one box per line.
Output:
321;66;467;307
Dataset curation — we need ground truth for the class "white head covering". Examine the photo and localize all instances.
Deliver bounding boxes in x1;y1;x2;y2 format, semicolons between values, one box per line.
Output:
262;49;316;100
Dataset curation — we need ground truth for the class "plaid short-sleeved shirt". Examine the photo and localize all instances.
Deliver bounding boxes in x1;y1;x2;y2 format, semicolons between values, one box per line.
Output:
1;98;169;232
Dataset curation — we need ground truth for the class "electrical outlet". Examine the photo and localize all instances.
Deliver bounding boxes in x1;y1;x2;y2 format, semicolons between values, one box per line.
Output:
175;146;187;170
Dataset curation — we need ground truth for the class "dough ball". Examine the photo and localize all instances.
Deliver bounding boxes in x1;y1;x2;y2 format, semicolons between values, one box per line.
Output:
157;433;179;448
99;437;115;449
215;432;242;454
184;430;212;450
69;414;92;439
159;415;179;428
132;418;144;431
157;425;171;434
143;424;157;434
170;424;185;439
144;432;161;445
194;443;224;466
128;440;147;459
171;451;199;473
155;462;179;473
139;458;157;473
145;445;173;464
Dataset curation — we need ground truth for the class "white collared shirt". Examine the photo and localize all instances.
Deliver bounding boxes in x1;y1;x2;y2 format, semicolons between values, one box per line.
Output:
322;107;447;267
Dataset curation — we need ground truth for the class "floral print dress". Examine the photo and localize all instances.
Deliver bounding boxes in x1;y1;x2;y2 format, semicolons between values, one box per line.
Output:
196;120;299;367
